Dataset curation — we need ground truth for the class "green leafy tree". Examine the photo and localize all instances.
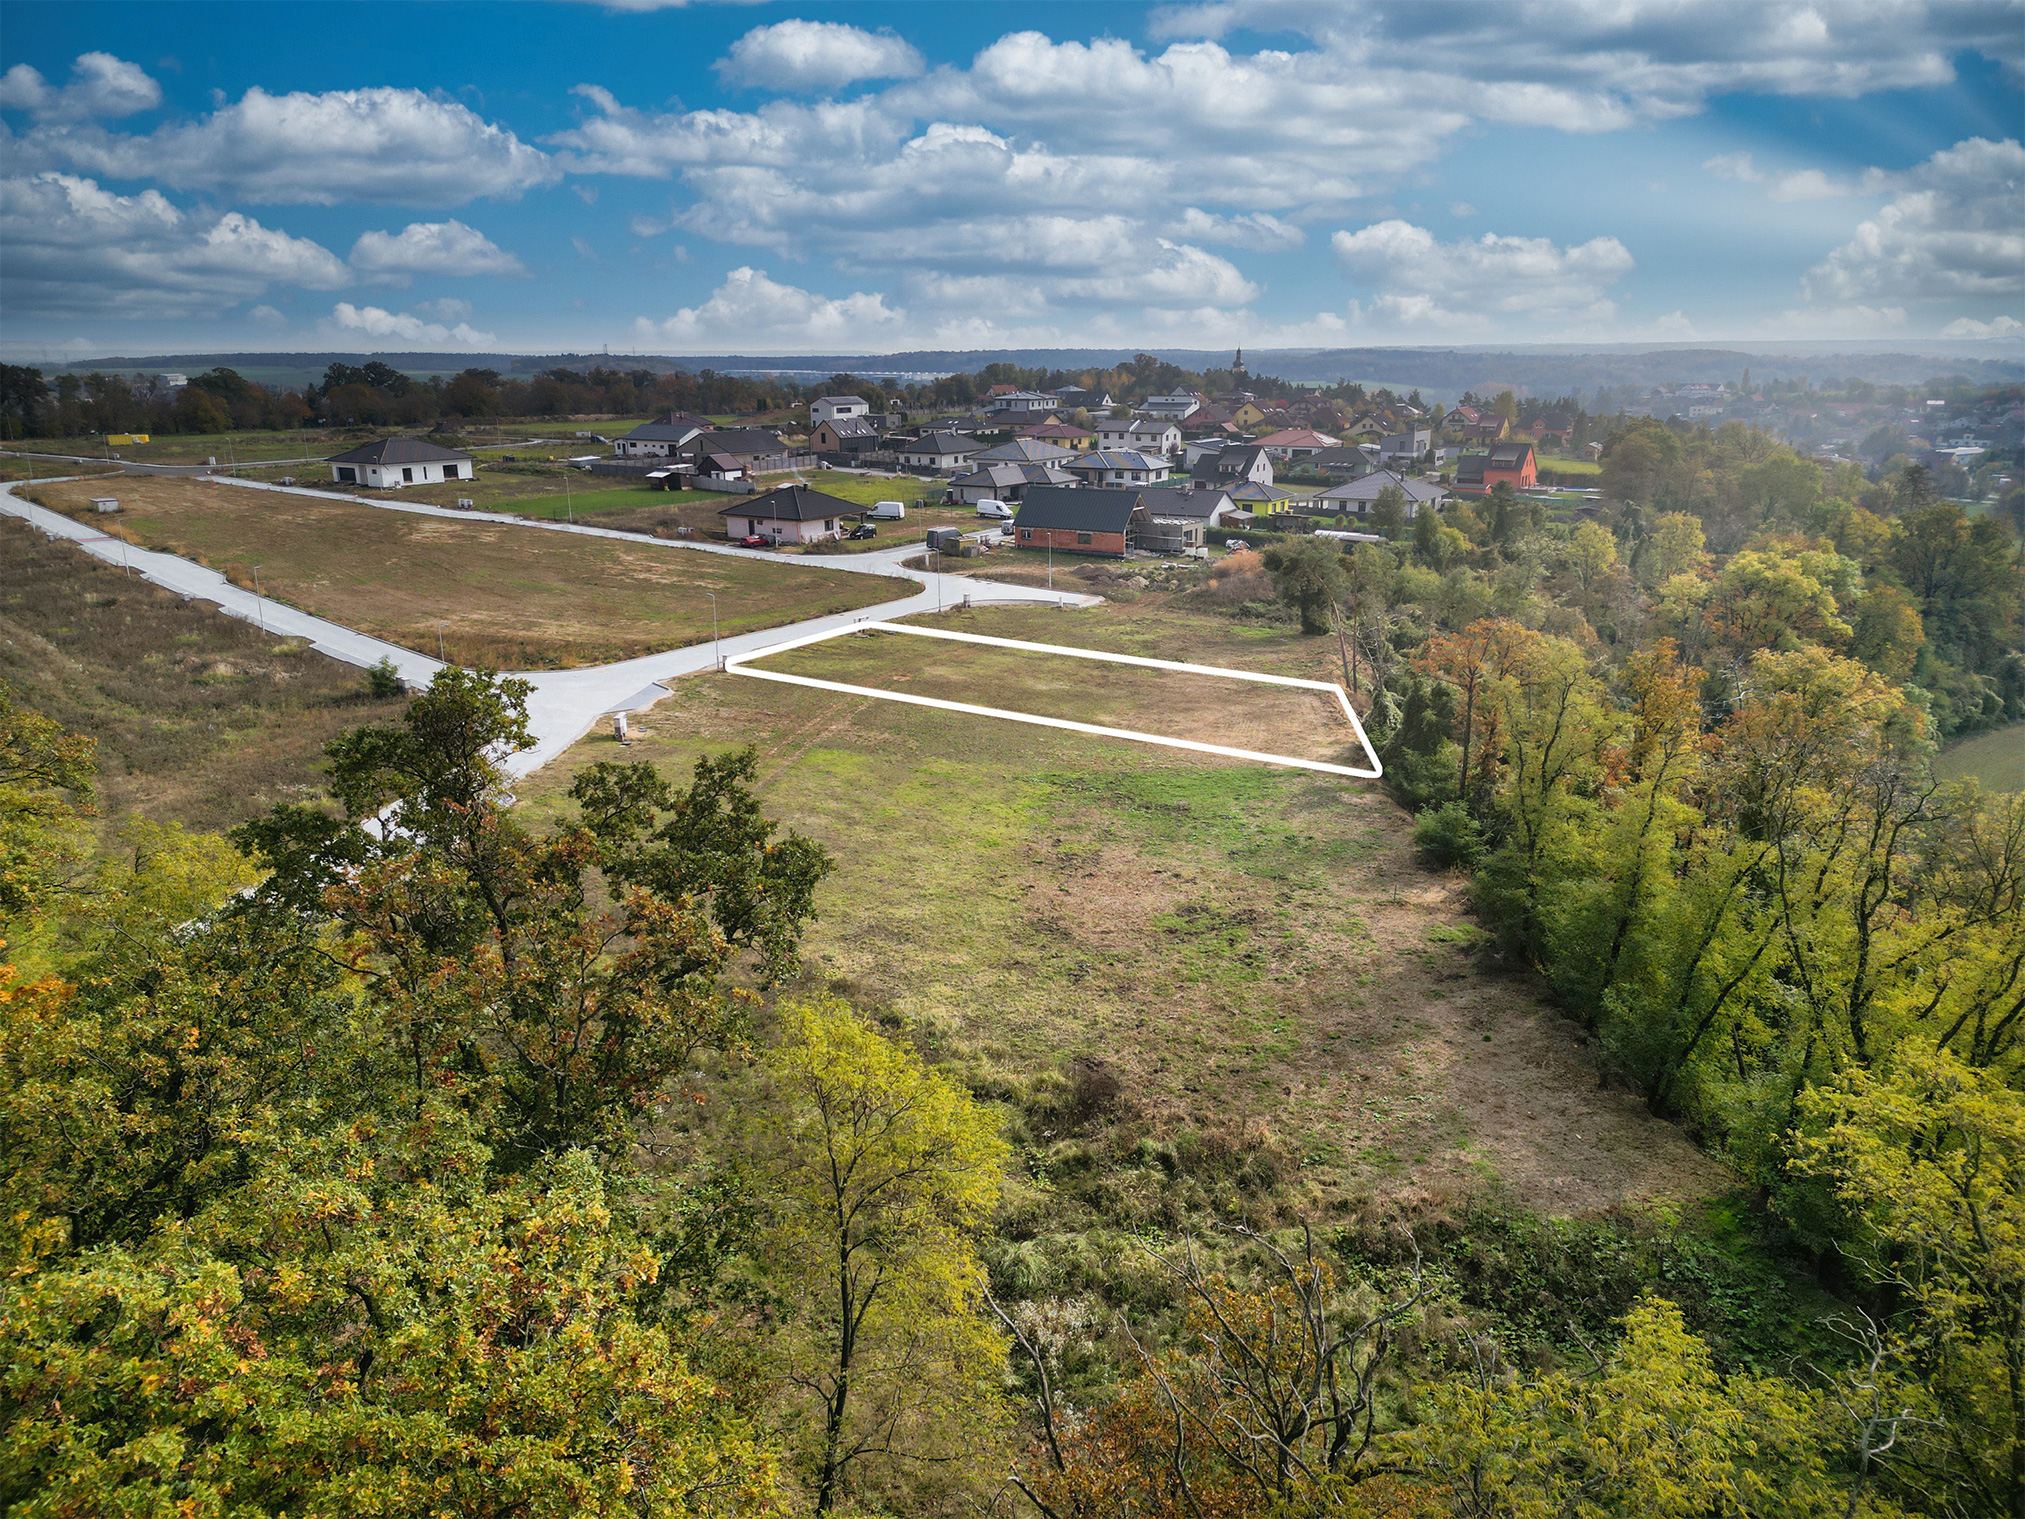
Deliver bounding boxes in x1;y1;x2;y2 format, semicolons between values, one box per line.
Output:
0;1139;777;1518
1406;1298;1888;1518
1261;537;1348;635
1369;485;1410;540
572;746;835;984
0;682;94;937
1795;1046;2025;1518
755;999;1007;1514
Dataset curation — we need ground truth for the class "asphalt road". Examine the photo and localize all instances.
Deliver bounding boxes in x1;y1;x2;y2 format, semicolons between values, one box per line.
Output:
0;475;1098;777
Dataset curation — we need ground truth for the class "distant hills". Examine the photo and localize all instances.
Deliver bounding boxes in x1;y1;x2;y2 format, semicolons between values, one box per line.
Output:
42;343;2025;397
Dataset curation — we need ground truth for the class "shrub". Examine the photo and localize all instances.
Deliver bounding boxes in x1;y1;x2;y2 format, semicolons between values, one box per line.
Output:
365;657;405;698
1413;801;1487;869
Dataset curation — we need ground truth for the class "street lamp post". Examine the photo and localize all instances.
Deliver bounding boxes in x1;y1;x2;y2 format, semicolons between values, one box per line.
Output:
438;624;448;664
706;591;720;669
251;564;265;631
563;465;574;524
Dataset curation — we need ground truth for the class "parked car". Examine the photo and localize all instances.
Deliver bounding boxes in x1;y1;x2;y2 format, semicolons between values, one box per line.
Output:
739;534;771;548
847;524;878;540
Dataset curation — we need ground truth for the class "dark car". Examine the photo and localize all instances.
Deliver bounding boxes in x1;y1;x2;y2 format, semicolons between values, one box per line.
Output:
739;534;771;548
847;524;878;540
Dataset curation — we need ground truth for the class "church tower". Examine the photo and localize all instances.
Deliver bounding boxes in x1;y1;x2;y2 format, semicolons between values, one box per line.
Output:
1231;347;1248;378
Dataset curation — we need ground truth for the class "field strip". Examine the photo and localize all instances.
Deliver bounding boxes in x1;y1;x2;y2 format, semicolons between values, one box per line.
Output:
726;620;1384;778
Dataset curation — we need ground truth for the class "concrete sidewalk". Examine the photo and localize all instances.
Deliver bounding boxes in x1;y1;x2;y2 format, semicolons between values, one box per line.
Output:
2;477;1098;777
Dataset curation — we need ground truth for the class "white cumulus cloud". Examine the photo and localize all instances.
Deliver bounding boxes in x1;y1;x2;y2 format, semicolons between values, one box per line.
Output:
0;172;348;319
0;52;160;122
1172;207;1305;250
1805;136;2025;302
632;266;909;348
349;219;528;281
1940;314;2023;339
18;86;556;205
325;301;495;347
1703;151;1764;183
1331;219;1635;327
1151;1;2017;109
1769;168;1853;201
716;20;924;91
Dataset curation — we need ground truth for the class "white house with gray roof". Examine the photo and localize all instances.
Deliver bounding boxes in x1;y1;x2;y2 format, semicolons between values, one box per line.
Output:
328;437;471;488
810;395;870;425
1097;417;1181;461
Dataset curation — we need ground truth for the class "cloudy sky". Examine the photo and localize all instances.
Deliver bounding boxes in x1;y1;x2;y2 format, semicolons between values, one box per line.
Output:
2;0;2020;360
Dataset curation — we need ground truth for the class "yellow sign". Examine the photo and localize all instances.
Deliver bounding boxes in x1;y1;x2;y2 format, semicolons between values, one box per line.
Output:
108;434;149;445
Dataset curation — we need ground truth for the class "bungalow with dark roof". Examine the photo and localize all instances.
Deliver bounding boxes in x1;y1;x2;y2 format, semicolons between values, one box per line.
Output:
328;437;472;488
1298;445;1376;479
1065;449;1167;487
719;484;859;545
616;411;712;458
897;431;984;473
1013;486;1148;557
1051;386;1113;411
970;437;1078;466
1315;469;1451;521
948;460;1078;503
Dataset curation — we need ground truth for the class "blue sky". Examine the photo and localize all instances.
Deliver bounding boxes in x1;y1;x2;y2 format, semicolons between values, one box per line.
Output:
1;0;2020;360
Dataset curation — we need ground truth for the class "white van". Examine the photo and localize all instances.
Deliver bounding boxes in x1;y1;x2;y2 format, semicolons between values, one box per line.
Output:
974;498;1014;520
867;500;907;520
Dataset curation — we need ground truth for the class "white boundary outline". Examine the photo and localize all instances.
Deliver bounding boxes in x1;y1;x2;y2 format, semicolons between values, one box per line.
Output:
723;621;1383;779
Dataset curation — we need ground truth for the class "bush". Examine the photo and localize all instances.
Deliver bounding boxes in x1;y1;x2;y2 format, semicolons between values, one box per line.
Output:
1413;801;1487;869
365;656;405;698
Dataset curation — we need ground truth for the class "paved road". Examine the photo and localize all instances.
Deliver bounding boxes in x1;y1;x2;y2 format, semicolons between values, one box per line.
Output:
1;476;1098;777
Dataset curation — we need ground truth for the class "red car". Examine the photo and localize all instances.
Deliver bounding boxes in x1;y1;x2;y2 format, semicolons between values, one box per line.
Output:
739;534;771;548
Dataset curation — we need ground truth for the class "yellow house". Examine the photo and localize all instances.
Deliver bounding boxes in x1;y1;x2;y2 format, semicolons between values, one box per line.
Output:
1228;481;1303;514
1013;420;1095;451
1230;399;1271;429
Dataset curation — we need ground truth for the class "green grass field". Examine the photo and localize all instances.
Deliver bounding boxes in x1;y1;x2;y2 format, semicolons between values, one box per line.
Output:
1936;724;2025;792
24;476;897;670
519;597;1721;1223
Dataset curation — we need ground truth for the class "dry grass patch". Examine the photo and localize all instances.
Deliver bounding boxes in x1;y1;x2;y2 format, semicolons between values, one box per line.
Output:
24;477;896;670
0;516;405;832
